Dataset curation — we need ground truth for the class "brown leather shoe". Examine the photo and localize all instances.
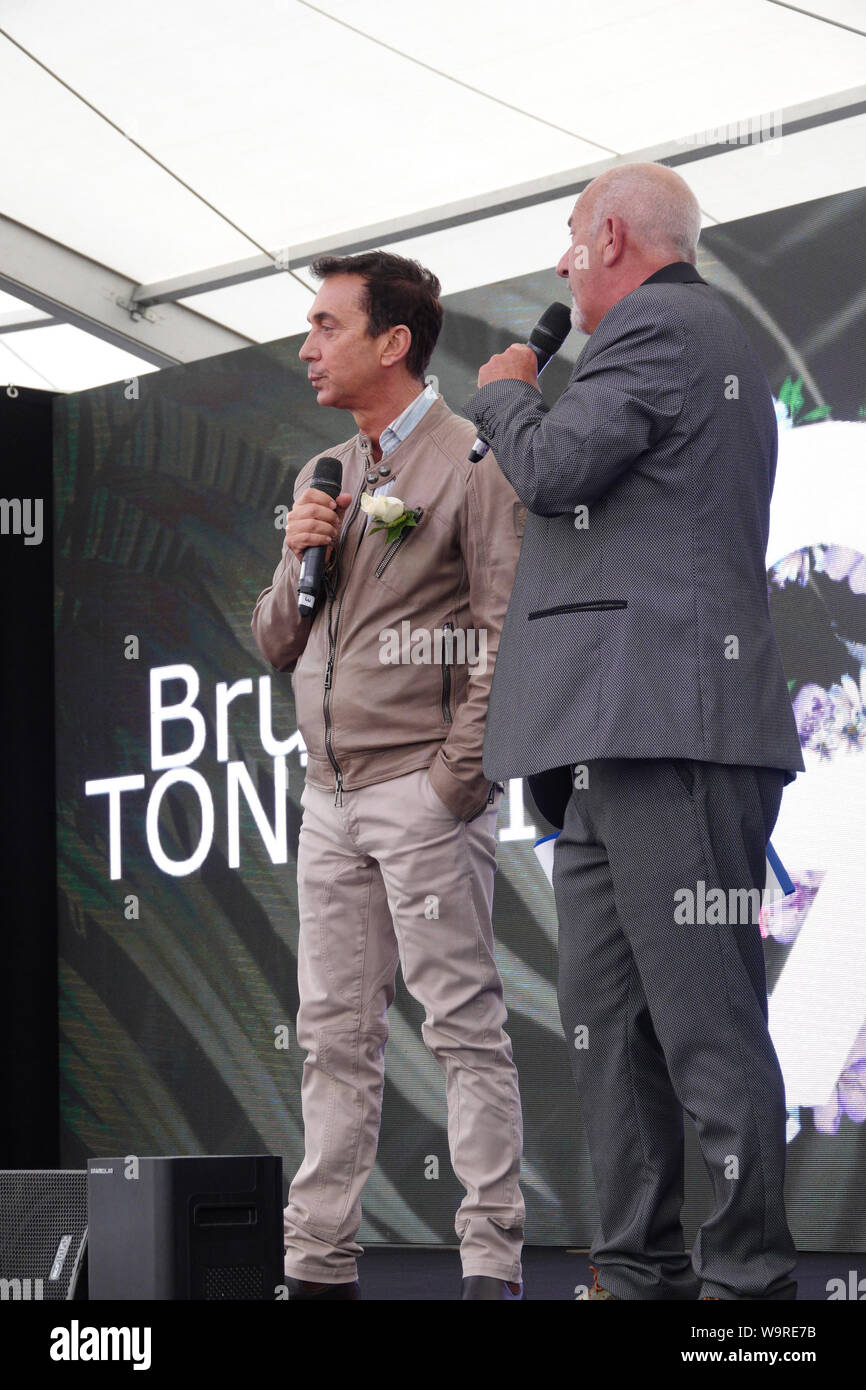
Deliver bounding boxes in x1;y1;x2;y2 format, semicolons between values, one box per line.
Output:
461;1276;523;1300
576;1264;619;1299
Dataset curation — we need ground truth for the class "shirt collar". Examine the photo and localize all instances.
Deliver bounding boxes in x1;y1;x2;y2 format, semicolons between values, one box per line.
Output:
378;382;438;457
640;261;707;286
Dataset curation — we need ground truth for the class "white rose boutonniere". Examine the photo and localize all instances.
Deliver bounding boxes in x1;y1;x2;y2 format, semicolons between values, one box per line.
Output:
360;492;422;544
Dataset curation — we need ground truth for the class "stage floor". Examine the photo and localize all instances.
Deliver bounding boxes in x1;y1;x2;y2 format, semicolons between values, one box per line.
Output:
352;1247;856;1299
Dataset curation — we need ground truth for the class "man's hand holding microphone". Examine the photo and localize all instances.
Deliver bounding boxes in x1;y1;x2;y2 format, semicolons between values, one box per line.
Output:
285;485;353;567
289;456;353;618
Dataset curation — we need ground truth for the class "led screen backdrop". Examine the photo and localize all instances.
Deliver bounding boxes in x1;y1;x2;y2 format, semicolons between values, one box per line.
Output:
55;186;866;1250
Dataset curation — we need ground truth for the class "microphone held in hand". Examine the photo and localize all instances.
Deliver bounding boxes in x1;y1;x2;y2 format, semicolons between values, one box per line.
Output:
527;300;573;369
297;456;343;618
469;301;572;462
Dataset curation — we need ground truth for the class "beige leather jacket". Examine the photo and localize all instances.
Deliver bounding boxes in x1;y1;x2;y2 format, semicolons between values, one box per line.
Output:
251;394;526;821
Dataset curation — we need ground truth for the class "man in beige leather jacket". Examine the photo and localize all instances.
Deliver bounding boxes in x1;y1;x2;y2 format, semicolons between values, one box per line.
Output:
251;250;526;1300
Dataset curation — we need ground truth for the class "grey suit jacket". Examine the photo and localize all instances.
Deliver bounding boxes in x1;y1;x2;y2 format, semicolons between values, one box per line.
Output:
463;261;804;820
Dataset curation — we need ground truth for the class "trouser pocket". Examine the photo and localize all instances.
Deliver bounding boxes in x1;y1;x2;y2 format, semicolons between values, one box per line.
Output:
670;758;695;796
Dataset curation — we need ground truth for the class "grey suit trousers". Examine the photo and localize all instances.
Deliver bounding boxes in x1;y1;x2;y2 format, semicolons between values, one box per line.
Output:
553;757;797;1300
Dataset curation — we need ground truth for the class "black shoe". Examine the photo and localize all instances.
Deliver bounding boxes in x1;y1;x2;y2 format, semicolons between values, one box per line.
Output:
461;1275;523;1300
285;1275;361;1300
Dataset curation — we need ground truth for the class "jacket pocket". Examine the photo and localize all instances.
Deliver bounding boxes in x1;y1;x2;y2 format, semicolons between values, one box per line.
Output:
528;600;627;619
440;620;454;724
374;508;424;580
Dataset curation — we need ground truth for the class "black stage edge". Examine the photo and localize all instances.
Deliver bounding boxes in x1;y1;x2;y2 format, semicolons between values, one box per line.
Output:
0;386;59;1166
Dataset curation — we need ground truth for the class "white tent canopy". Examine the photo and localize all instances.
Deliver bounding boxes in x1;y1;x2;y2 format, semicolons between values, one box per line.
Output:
1;0;864;392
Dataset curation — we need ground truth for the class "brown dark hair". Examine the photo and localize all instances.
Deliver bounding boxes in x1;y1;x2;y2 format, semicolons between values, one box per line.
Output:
310;250;442;381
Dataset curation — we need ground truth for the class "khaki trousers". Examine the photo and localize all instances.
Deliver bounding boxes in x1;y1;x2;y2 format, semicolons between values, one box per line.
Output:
284;764;525;1285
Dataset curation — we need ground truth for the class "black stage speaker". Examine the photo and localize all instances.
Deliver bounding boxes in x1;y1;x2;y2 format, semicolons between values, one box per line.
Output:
0;1170;88;1300
87;1154;283;1300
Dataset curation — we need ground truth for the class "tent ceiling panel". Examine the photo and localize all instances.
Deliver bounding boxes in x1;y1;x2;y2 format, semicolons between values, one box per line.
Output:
318;0;866;151
0;1;587;278
2;0;864;287
139;115;866;346
176;267;317;343
684;111;866;225
0;0;862;386
0;288;52;324
0;39;255;282
797;0;866;27
0;322;158;393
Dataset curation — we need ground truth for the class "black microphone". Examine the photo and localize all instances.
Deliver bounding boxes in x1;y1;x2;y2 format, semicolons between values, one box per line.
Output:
469;302;572;462
297;456;343;618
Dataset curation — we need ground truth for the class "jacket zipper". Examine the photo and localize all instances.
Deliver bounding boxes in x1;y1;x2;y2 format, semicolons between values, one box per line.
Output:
440;620;454;724
322;483;367;806
528;600;627;620
374;507;423;578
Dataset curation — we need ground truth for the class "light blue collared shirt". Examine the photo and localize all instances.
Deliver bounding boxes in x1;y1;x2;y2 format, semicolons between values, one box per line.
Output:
362;382;437;531
379;381;437;457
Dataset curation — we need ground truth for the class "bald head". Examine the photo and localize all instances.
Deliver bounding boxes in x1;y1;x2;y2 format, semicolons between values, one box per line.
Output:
581;163;702;265
556;162;702;334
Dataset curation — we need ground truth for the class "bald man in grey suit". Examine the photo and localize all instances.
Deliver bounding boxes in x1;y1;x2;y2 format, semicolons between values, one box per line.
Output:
464;163;803;1301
